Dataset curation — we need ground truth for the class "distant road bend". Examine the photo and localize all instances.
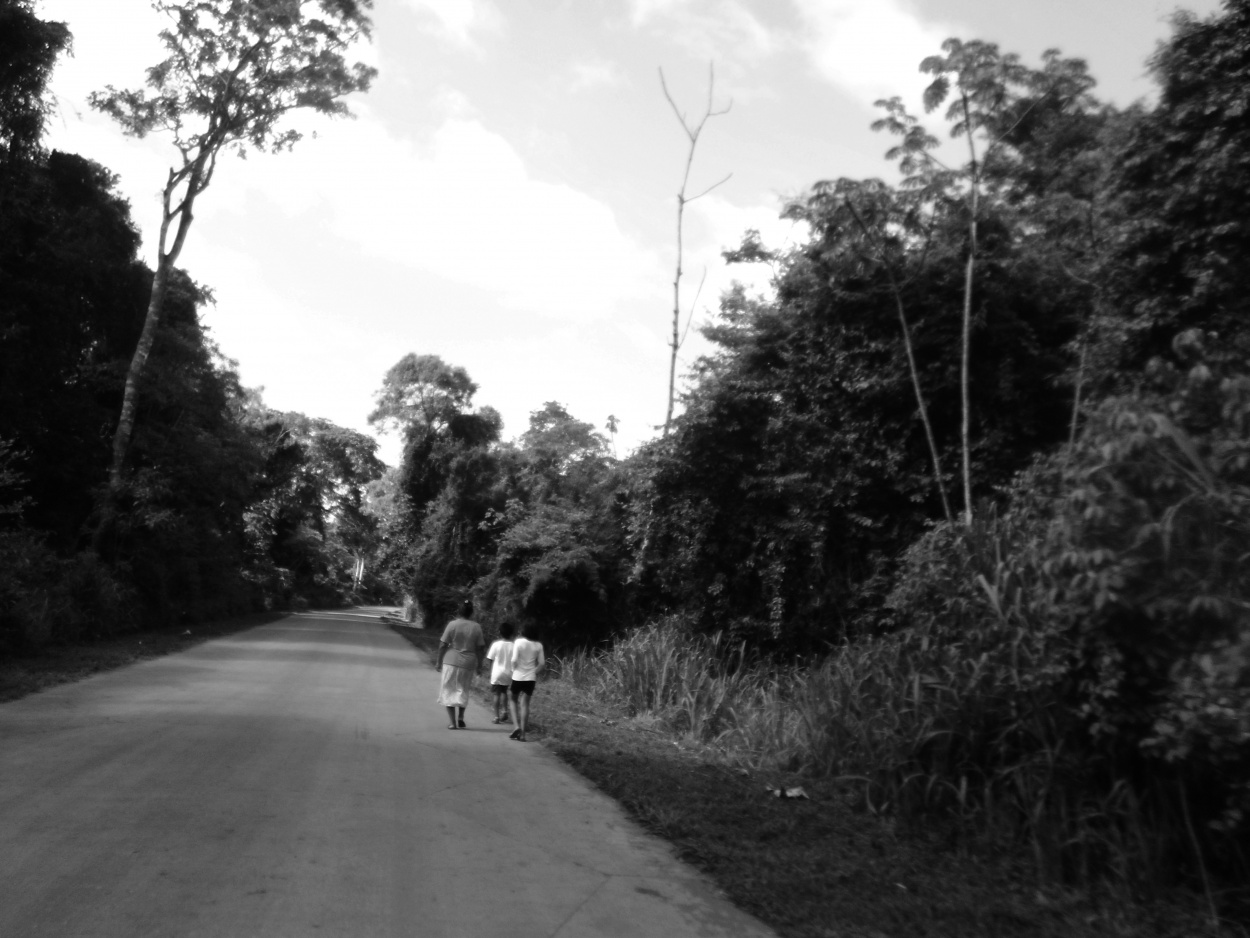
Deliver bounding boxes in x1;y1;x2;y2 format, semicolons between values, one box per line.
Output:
0;609;775;937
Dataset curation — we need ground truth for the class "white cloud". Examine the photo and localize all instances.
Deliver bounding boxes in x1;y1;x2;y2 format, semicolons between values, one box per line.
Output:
38;0;166;99
790;0;954;109
688;194;806;300
627;0;697;27
630;0;779;64
215;113;667;323
402;0;503;50
569;60;626;92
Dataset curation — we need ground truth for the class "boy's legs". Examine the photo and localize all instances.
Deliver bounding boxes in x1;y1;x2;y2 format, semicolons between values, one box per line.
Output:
508;688;523;738
516;690;530;739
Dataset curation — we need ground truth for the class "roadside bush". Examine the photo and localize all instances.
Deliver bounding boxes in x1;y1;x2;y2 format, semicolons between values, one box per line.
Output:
1055;334;1250;866
0;442;136;651
0;530;136;651
473;498;623;651
560;335;1250;903
881;331;1250;890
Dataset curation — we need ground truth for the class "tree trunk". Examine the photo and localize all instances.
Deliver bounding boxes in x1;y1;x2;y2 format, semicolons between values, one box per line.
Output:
665;193;684;435
109;258;172;489
843;197;953;523
960;93;978;527
892;278;953;523
92;256;173;553
960;228;975;526
659;65;730;437
94;160;201;551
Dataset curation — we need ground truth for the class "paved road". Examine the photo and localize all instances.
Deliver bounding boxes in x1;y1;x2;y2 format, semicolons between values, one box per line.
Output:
0;611;776;938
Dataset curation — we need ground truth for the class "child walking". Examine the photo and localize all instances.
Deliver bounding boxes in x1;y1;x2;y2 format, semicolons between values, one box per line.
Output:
485;621;515;724
508;622;545;742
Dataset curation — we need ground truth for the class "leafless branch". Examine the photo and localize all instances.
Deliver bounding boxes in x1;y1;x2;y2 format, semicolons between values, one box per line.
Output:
660;62;732;436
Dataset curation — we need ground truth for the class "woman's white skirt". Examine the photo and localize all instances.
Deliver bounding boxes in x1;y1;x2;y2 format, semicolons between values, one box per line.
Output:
437;664;474;707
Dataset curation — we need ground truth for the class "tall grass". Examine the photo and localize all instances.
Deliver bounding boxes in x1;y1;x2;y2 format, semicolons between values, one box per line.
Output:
548;608;1223;903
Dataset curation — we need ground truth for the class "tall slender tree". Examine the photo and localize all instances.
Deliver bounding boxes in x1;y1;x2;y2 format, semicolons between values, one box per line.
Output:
876;39;1098;523
89;0;376;529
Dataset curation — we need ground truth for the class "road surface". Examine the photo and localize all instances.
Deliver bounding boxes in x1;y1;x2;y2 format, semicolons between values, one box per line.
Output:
0;610;776;937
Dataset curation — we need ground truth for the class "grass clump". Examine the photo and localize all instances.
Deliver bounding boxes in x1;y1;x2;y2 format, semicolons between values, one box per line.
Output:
529;661;1222;938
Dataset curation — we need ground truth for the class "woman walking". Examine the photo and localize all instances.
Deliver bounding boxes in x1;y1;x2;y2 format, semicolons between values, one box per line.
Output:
435;599;485;729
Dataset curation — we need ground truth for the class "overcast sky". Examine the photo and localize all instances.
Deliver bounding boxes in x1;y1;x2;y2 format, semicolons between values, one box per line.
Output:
37;0;1221;464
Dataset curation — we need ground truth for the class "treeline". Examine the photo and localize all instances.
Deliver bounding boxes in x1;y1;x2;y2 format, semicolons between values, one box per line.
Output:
370;2;1250;903
5;0;1249;903
0;0;385;648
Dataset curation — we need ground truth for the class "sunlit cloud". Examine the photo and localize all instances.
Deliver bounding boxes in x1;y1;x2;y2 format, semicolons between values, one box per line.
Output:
689;194;806;295
629;0;779;64
627;0;697;27
569;60;626;92
217;113;667;323
790;0;955;109
401;0;504;50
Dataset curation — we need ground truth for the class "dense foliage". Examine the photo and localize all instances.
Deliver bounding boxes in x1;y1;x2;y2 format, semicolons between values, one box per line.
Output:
5;0;1249;913
0;0;382;649
366;0;1250;909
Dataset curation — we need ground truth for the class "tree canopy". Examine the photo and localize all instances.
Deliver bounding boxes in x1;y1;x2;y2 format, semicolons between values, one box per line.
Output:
89;0;377;503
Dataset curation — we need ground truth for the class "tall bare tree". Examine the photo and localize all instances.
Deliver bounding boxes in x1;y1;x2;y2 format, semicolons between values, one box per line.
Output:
659;63;731;436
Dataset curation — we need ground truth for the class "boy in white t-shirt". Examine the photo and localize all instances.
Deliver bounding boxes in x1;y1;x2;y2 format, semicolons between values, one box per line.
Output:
485;621;516;724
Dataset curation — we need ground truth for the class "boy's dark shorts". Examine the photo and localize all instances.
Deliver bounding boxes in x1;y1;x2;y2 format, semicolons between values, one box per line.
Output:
490;682;510;694
510;680;537;697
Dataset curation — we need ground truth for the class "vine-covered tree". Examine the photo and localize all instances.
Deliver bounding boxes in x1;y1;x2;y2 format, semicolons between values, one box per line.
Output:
0;0;69;165
1101;0;1250;377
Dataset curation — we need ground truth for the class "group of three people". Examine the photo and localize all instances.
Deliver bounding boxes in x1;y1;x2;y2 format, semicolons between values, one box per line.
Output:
434;600;546;742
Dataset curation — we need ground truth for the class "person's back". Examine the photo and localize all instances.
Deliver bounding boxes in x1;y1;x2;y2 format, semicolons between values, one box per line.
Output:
436;599;486;729
508;625;545;742
487;637;514;683
486;621;517;724
440;616;484;669
510;635;544;681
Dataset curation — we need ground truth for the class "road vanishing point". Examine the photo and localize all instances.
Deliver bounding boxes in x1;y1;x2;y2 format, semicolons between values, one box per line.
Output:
0;609;776;938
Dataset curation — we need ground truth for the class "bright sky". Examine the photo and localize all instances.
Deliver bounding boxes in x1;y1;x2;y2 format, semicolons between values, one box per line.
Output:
37;0;1221;465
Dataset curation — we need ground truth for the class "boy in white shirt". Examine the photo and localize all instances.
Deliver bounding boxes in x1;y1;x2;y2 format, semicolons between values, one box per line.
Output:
508;622;546;742
485;621;516;724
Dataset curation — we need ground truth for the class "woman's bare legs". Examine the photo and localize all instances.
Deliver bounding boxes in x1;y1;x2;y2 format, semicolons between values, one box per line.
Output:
445;705;457;729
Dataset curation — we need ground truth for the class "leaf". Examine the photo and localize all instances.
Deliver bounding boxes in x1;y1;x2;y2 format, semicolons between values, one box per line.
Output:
923;76;950;113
